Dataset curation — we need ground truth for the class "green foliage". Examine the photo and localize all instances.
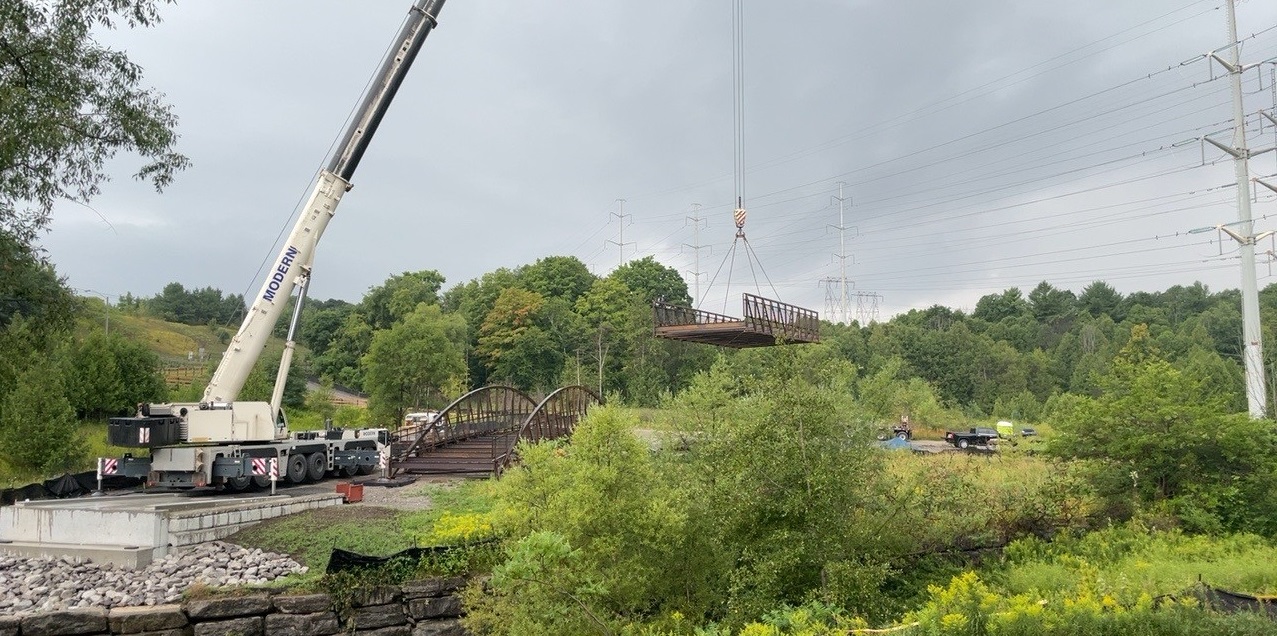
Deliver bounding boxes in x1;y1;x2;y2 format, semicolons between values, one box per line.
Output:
518;255;596;305
0;230;75;337
0;355;86;473
144;282;244;326
363;303;467;427
908;524;1277;636
476;288;566;392
359;270;446;331
0;0;189;242
610;255;691;306
1046;325;1277;535
471;406;692;632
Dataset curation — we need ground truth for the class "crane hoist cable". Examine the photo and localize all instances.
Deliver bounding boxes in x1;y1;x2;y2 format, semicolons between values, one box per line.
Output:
699;0;781;313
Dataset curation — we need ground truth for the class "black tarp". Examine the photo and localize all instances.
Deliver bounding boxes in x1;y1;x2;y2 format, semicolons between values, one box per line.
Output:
1195;583;1277;619
326;540;496;574
0;471;142;506
326;546;453;574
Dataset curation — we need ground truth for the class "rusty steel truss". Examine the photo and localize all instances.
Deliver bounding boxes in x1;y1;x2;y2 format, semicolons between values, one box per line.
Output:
653;293;820;348
390;384;602;477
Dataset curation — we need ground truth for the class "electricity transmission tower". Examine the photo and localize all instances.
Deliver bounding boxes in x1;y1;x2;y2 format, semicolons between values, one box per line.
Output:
605;198;634;267
818;182;879;324
682;204;710;304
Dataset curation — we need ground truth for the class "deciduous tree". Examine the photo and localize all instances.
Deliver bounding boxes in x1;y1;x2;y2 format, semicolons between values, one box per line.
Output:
363;303;466;427
1;0;188;243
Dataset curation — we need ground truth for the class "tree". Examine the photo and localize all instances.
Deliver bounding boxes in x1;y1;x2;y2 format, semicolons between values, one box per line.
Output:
63;331;122;418
574;278;644;396
363;303;467;427
442;268;519;387
476;288;562;392
610;256;691;306
112;336;167;407
1078;280;1124;319
972;288;1028;323
1046;324;1277;533
0;229;74;337
0;355;85;474
313;311;375;390
359;270;446;331
298;300;354;356
1;0;189;243
517;255;595;305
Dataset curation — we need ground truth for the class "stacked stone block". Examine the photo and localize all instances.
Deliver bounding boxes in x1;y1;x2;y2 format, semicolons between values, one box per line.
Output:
0;578;466;636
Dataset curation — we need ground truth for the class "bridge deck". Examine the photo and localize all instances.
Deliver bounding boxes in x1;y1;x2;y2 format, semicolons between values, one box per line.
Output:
653;293;820;348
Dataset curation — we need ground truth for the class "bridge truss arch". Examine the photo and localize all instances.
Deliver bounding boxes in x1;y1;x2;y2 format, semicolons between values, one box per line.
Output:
389;384;601;477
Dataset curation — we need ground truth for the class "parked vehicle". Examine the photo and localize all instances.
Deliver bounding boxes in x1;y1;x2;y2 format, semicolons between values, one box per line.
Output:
875;415;913;441
944;427;999;449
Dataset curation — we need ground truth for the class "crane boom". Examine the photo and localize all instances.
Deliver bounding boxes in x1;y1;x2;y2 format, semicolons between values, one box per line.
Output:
203;0;446;403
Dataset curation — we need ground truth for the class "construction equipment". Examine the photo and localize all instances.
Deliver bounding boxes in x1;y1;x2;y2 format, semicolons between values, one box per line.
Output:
103;0;447;489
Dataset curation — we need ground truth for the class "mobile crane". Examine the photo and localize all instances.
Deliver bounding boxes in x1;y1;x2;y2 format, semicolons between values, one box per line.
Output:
104;0;447;489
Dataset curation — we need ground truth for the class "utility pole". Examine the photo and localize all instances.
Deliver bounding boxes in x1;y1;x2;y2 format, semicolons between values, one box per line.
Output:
1205;0;1272;419
606;198;634;267
682;203;710;305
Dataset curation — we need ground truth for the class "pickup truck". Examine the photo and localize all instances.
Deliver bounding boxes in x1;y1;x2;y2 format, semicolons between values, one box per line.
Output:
944;427;999;449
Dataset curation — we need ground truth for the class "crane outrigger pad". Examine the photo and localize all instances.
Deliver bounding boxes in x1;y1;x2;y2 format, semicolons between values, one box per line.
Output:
653;293;820;348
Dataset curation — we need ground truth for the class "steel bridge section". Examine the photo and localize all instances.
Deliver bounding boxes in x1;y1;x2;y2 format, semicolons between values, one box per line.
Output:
389;384;601;477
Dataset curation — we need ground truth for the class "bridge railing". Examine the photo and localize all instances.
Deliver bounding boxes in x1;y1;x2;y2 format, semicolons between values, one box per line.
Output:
493;385;602;474
391;385;535;464
391;384;602;477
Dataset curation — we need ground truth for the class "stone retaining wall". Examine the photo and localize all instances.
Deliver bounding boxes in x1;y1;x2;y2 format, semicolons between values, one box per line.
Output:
0;577;467;636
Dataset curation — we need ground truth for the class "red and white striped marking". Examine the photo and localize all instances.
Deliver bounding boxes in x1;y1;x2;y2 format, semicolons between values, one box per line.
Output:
137;427;150;444
733;207;747;228
252;458;268;475
268;458;279;480
98;458;118;476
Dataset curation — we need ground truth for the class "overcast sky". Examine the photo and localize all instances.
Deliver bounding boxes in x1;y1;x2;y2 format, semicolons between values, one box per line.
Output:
41;0;1277;322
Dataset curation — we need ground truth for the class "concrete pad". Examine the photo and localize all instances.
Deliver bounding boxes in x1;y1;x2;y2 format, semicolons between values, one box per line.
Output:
0;492;342;568
0;540;161;568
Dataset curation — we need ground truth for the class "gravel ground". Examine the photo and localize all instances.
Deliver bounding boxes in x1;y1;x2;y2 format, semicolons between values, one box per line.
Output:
354;475;463;511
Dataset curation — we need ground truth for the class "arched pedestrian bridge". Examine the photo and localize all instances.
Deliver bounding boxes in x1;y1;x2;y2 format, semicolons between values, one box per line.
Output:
389;385;602;477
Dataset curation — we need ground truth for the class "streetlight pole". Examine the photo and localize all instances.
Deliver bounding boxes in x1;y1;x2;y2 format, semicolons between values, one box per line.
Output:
81;289;111;335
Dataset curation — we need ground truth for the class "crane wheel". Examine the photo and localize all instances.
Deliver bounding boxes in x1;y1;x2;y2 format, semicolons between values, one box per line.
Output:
356;462;375;476
286;454;308;484
339;464;357;478
251;475;271;489
306;453;327;482
224;476;251;491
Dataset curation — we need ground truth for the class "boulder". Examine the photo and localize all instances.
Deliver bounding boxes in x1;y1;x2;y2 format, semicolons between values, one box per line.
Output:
21;607;108;636
185;595;272;620
264;611;340;636
272;593;333;614
347;603;407;630
109;604;188;633
408;595;462;620
401;577;464;600
191;616;263;636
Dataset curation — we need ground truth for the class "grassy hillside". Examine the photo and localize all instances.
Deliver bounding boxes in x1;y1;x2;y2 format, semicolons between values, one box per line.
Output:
96;311;233;366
